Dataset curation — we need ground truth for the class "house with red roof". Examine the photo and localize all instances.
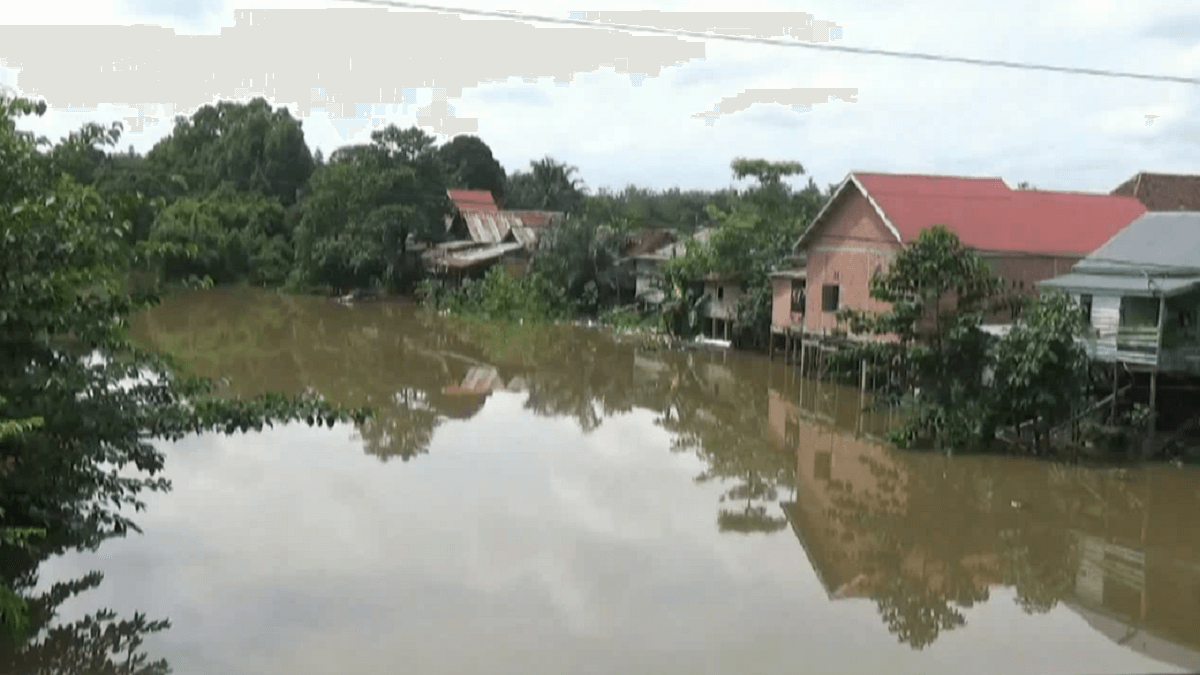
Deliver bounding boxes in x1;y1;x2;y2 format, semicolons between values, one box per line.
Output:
779;172;1147;337
427;189;556;287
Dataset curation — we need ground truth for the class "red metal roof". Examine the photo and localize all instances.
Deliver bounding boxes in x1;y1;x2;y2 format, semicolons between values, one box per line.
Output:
849;173;1147;255
447;189;498;213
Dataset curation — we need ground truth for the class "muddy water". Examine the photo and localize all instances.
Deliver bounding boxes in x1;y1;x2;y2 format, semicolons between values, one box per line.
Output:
21;287;1200;674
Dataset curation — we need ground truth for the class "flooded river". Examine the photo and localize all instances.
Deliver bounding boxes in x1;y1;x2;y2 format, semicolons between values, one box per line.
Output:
12;287;1200;674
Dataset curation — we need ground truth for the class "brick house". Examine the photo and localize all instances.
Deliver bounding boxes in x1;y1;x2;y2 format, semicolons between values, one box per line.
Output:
1112;172;1200;211
785;172;1147;337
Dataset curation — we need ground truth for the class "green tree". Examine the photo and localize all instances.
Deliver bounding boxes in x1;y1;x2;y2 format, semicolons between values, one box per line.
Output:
529;217;629;315
147;98;314;206
837;225;1010;450
149;187;291;286
294;125;449;293
664;158;824;347
504;156;586;214
438;134;506;204
988;292;1091;452
0;95;369;643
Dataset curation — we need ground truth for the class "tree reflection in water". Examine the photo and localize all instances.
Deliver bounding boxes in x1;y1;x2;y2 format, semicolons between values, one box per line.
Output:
123;289;1200;662
773;373;1200;658
1;534;169;674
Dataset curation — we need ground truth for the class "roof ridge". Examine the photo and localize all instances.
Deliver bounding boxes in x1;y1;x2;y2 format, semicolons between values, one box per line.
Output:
851;170;1005;181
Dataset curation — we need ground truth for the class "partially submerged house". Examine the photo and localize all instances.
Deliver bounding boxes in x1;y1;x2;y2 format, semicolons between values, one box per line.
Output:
616;227;678;304
785;172;1147;338
424;189;547;287
628;227;712;307
701;273;741;340
1038;211;1200;375
1112;172;1200;211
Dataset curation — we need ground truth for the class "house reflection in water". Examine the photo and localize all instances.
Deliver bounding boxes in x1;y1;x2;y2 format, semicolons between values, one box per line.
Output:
767;373;1200;667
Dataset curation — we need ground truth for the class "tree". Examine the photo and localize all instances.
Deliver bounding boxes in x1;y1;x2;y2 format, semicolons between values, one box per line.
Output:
837;225;1010;450
294;125;448;293
438;134;506;204
149;187;291;286
504;156;586;214
529;217;627;315
146;98;314;206
989;292;1090;452
664;158;825;347
0;95;370;643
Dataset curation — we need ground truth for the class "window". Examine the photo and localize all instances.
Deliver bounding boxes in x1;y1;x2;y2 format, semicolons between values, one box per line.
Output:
822;284;840;312
717;286;724;301
814;452;832;481
791;279;806;313
1079;294;1093;323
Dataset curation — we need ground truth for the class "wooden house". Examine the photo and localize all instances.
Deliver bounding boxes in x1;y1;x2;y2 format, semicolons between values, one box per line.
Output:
1038;211;1200;375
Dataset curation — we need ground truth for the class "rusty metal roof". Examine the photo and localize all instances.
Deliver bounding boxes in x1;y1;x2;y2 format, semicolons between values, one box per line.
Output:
463;210;522;244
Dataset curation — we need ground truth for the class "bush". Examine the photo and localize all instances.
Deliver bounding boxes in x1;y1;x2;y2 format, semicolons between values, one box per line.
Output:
434;267;572;323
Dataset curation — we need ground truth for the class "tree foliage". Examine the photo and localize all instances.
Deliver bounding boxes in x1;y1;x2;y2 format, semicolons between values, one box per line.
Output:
438;134;506;204
836;225;1090;453
293;125;449;293
146;98;314;207
663;158;826;347
149;187;291;286
529;217;629;315
504;156;586;214
0;94;370;644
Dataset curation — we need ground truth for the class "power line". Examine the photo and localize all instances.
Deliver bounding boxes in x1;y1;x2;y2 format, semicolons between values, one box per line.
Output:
335;0;1199;85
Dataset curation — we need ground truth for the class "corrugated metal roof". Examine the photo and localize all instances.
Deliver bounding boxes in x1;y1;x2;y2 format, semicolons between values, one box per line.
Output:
437;242;526;269
1073;211;1200;275
633;226;714;261
510;225;540;249
447;189;498;213
1038;272;1200;297
463;211;521;244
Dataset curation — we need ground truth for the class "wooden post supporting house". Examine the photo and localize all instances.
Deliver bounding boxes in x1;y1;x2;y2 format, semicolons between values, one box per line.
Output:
1111;362;1119;424
799;333;807;379
1147;292;1167;456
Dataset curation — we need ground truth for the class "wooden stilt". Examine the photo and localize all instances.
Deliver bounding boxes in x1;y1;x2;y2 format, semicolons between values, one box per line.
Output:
799;335;807;379
1111;363;1119;424
1148;368;1159;457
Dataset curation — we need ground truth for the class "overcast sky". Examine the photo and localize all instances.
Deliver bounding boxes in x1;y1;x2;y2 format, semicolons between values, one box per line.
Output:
2;0;1198;195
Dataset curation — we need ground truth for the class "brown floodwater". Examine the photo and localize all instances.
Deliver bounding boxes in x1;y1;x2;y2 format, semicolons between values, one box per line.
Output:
24;286;1200;674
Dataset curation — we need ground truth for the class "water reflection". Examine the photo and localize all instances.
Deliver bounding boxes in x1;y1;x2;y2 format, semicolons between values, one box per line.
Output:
8;287;1199;674
769;369;1200;668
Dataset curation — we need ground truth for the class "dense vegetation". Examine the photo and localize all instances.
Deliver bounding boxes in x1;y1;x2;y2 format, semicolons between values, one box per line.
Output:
0;95;371;650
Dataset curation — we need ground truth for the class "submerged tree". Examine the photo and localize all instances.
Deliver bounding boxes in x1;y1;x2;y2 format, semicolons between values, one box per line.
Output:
836;225;1010;450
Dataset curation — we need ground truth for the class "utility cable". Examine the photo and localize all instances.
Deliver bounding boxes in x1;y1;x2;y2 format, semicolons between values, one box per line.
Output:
336;0;1199;85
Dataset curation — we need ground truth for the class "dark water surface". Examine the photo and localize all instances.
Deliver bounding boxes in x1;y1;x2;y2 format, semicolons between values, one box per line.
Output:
23;287;1200;674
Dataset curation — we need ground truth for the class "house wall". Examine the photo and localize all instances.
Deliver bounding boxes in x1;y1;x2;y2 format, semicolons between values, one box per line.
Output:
635;259;665;305
801;184;902;333
771;277;805;330
704;281;741;320
981;253;1082;323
